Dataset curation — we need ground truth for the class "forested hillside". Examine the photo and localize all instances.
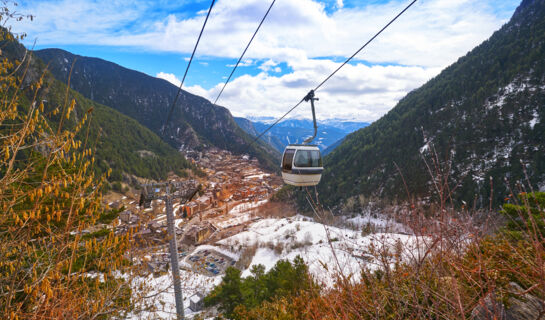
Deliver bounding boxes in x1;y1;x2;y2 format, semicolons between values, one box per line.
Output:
34;49;279;170
319;0;545;208
234;117;285;152
2;34;194;183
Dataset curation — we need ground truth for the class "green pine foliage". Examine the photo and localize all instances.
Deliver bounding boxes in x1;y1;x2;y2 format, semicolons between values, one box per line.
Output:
204;256;315;319
501;191;545;239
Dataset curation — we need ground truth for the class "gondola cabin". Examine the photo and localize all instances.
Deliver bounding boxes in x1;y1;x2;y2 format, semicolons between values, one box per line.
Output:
281;145;323;186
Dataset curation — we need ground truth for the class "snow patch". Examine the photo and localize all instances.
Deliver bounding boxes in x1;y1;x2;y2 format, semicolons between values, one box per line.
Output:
244;173;271;180
228;200;267;215
529;110;539;129
128;269;222;320
419;142;430;154
218;215;421;287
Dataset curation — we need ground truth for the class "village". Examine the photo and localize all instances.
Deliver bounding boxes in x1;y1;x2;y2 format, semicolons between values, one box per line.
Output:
95;148;409;318
99;148;284;312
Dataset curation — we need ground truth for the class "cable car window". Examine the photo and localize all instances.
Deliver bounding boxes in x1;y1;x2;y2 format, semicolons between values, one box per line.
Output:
294;150;322;167
282;149;295;171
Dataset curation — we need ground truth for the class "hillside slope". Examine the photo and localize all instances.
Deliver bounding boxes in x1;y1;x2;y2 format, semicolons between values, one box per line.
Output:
2;35;193;183
34;49;279;170
234;117;285;152
319;0;545;208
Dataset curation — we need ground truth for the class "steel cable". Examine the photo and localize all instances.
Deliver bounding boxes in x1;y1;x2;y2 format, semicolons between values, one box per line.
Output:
162;0;216;134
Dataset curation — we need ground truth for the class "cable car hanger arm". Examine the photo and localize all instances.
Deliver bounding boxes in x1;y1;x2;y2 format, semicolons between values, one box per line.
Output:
303;90;319;145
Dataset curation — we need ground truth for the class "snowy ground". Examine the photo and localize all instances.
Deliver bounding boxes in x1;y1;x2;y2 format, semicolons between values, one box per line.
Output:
129;213;423;319
341;213;408;233
218;215;420;286
228;199;268;215
214;199;268;229
128;268;222;319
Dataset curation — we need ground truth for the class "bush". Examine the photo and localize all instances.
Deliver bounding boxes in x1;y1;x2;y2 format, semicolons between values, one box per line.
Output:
501;192;545;239
0;23;132;319
232;193;545;319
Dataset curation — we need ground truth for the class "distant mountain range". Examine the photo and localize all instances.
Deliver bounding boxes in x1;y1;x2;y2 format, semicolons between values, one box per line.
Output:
234;117;369;154
318;0;545;208
34;49;279;171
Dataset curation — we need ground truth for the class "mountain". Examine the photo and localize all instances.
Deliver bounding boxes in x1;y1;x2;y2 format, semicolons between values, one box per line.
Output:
237;118;369;152
1;33;194;183
233;117;259;136
33;49;279;170
321;120;373;133
318;0;545;208
234;117;285;152
322;137;344;156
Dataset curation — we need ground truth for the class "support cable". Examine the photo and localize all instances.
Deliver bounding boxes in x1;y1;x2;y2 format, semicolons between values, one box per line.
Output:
213;0;276;105
162;0;216;135
247;0;417;148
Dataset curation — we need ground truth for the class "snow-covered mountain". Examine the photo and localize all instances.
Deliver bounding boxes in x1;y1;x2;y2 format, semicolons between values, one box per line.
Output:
235;117;369;152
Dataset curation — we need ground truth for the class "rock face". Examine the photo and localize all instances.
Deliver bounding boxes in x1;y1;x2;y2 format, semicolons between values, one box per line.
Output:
319;0;545;207
471;282;543;320
34;49;279;170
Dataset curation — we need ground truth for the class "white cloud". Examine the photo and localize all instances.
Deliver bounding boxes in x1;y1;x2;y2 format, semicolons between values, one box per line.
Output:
15;0;517;68
258;59;278;72
198;56;440;122
13;0;150;44
135;0;511;68
156;72;181;87
13;0;520;121
226;59;253;67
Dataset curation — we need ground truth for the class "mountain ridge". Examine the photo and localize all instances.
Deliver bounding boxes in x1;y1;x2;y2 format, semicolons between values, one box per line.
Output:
1;34;195;183
34;48;279;171
235;117;369;153
317;0;545;208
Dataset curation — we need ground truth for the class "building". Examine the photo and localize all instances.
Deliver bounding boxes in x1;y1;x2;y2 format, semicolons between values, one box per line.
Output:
181;222;218;245
189;292;204;311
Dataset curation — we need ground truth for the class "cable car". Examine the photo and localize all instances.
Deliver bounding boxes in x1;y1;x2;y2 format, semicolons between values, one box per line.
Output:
281;144;323;186
281;90;323;186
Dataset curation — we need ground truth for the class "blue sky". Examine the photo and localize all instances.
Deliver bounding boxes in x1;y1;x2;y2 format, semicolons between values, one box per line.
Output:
14;0;520;121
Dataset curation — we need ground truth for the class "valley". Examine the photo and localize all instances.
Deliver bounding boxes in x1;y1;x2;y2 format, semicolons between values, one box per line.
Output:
103;148;412;319
3;0;545;319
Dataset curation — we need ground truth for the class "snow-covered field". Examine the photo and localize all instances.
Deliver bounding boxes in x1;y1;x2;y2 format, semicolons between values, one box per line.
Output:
218;215;419;285
129;214;423;319
214;200;268;228
342;213;408;233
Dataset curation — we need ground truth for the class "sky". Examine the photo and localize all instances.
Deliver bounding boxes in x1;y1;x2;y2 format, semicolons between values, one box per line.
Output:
11;0;520;122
